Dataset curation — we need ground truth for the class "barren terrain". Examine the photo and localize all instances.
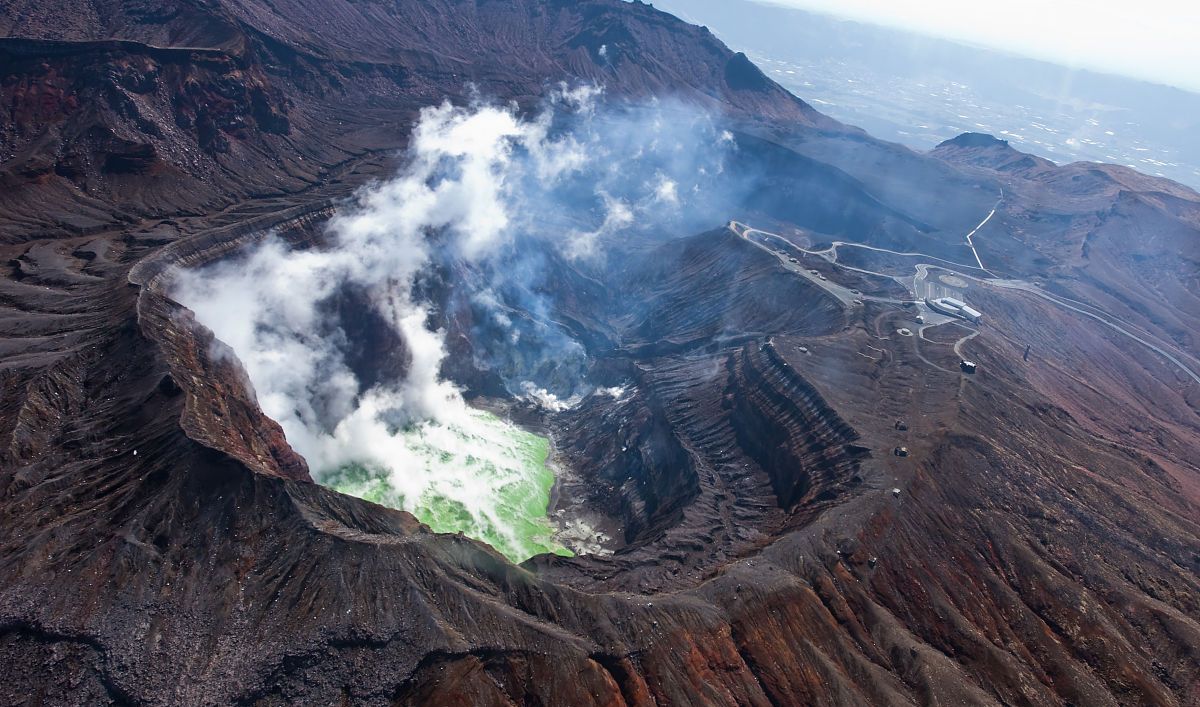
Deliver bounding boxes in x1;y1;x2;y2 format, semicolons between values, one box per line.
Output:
1;1;1198;705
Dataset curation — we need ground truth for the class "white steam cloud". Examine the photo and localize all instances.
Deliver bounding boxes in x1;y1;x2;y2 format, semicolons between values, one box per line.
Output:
171;86;741;554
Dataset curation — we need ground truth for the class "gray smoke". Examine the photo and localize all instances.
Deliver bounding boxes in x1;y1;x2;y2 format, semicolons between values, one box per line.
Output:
172;85;744;506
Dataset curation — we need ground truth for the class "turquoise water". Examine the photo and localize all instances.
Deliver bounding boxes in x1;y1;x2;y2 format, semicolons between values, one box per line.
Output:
320;409;571;563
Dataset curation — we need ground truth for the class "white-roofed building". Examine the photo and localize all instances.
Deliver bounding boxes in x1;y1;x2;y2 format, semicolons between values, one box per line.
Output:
926;296;983;323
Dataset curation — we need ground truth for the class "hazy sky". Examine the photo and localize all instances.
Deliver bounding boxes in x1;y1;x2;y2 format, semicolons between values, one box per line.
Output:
758;0;1200;92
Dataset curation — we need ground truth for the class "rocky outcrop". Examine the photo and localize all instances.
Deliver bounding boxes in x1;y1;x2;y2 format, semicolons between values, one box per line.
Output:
729;340;867;514
556;377;700;549
0;38;296;239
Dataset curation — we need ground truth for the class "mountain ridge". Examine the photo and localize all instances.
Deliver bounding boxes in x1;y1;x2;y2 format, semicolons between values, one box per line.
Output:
1;0;1198;705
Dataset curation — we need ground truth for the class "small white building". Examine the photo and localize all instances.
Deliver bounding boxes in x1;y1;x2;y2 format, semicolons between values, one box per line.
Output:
926;296;982;323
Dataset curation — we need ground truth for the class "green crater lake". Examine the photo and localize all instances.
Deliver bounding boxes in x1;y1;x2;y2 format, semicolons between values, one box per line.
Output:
321;409;571;563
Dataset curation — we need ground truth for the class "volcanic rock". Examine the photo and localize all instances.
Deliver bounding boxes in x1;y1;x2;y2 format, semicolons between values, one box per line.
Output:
1;1;1198;705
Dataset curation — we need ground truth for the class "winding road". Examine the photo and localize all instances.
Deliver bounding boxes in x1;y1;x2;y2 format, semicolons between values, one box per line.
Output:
728;195;1200;386
963;190;1002;277
730;222;914;307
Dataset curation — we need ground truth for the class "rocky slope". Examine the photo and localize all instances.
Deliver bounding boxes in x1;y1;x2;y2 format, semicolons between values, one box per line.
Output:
0;0;834;241
2;1;1199;705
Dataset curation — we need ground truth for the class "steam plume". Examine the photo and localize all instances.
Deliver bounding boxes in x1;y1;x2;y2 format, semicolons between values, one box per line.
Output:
172;87;742;559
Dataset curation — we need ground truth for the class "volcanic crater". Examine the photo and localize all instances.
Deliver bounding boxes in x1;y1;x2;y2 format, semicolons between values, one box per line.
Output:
2;0;1199;705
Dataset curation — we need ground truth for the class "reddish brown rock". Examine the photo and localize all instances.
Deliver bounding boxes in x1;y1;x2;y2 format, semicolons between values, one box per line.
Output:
0;1;1198;706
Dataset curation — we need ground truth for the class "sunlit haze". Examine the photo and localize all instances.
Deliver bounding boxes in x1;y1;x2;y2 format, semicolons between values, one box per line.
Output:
757;0;1200;92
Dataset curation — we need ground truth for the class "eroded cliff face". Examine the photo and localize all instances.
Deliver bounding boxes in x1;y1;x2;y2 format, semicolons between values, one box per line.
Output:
0;0;836;244
2;0;1199;705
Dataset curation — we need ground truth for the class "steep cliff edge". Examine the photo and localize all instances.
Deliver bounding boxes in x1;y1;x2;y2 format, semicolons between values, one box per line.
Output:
0;0;837;242
1;1;1199;705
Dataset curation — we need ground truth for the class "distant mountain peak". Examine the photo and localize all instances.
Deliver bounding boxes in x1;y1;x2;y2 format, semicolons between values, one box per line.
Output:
937;132;1010;149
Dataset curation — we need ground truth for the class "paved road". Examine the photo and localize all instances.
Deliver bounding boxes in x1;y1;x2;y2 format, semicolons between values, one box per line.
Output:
730;222;912;307
729;214;1200;386
732;223;865;306
830;241;985;273
0;36;229;55
964;190;1003;277
953;328;980;359
988;277;1200;385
